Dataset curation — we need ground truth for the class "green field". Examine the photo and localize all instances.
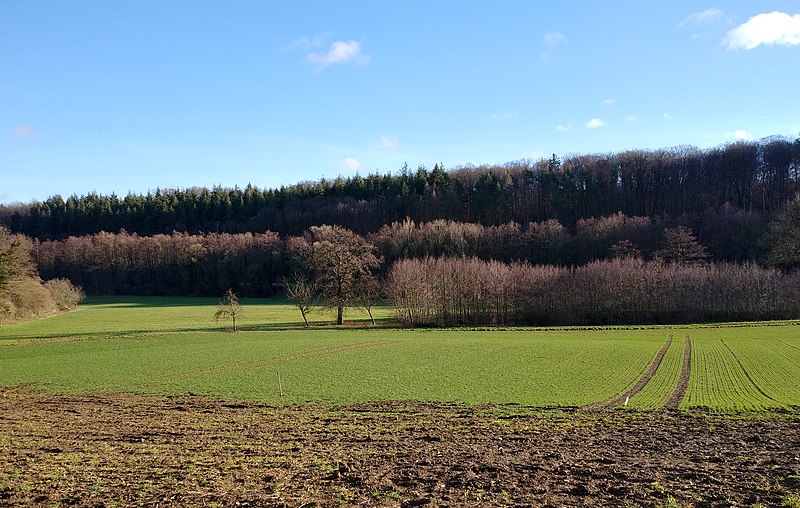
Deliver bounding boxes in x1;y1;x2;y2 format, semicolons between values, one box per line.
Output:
1;297;799;411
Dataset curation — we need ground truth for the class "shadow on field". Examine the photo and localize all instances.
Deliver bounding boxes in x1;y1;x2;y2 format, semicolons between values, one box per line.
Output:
0;321;404;342
82;296;233;308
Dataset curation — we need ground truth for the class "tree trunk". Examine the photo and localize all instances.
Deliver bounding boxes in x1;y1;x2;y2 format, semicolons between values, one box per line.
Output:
337;306;343;325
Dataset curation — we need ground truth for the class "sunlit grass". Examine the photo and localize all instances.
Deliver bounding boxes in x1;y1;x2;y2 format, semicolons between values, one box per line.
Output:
1;296;799;410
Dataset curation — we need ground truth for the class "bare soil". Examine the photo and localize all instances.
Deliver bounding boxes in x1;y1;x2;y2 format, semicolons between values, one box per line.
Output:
665;338;692;410
1;387;798;507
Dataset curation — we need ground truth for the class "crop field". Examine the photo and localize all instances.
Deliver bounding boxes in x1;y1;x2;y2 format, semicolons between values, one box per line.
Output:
2;297;800;507
1;296;799;411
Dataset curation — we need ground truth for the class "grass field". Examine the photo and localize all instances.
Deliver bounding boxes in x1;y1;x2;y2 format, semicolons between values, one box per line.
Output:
1;296;799;411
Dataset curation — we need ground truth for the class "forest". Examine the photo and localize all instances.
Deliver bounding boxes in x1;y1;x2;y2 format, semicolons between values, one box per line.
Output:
3;136;800;326
2;136;799;240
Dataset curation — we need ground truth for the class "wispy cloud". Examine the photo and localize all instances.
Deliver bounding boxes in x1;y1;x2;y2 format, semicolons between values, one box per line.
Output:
540;31;567;63
375;135;399;150
336;157;363;171
725;11;800;50
625;114;638;123
679;8;725;27
307;40;371;68
555;124;573;132
282;32;333;52
603;98;615;106
543;31;567;46
489;110;517;121
585;118;606;129
11;125;36;137
663;112;673;121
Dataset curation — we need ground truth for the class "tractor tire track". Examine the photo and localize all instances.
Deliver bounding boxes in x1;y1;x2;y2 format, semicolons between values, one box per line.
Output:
664;337;691;410
582;337;673;411
720;339;777;402
157;340;396;382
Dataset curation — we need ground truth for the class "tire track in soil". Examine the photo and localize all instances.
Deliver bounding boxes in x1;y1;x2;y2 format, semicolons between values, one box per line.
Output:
664;337;691;410
156;340;397;382
582;337;673;411
720;339;777;402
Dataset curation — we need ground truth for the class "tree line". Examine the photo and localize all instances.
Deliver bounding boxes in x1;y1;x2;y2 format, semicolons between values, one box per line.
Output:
0;227;83;324
386;257;800;326
27;196;800;300
2;136;799;240
12;191;800;325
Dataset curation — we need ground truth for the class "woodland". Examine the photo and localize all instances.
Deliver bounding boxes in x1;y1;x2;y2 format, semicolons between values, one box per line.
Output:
2;136;800;326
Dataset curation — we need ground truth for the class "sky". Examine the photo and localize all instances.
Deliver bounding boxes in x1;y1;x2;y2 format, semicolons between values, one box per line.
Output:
2;1;800;204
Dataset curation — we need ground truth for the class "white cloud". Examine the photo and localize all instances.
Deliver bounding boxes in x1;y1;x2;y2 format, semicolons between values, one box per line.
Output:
283;32;333;52
306;40;371;68
603;98;615;106
490;110;517;121
663;112;673;120
543;31;567;46
555;124;573;132
376;135;399;150
625;114;638;123
679;8;725;27
585;118;607;129
726;12;800;50
336;157;363;171
734;129;750;140
11;125;36;137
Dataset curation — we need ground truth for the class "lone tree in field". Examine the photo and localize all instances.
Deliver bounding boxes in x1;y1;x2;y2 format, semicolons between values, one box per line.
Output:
283;273;318;327
214;289;244;332
304;225;381;325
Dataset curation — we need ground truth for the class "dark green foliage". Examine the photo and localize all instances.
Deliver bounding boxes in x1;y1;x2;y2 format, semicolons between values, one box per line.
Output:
0;227;31;292
2;136;798;242
764;194;800;270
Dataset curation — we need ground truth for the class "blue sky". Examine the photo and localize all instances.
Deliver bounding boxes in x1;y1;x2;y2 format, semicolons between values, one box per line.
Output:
2;1;800;204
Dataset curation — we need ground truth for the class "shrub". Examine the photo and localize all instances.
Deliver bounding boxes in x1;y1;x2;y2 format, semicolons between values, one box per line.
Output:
44;278;85;311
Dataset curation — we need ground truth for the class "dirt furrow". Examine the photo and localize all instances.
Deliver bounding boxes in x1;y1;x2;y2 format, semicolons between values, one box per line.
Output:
664;337;691;409
583;337;672;411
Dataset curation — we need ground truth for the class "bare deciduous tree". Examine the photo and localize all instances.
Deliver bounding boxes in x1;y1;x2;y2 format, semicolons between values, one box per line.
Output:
653;226;709;264
283;273;318;327
214;289;244;332
305;225;381;325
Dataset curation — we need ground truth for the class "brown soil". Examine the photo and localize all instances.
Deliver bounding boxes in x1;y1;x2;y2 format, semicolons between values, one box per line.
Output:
665;337;692;410
1;388;798;507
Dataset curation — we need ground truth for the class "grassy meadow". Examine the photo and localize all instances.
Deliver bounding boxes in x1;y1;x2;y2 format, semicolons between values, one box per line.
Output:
1;296;799;411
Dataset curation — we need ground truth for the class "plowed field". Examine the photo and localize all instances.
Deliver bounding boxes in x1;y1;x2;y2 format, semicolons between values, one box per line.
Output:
2;388;798;507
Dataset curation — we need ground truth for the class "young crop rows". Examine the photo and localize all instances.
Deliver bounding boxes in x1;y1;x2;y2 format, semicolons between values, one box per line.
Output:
622;334;800;412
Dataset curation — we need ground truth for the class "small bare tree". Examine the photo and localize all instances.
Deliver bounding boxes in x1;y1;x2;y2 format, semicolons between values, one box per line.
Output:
358;276;382;325
214;289;244;332
283;274;318;327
